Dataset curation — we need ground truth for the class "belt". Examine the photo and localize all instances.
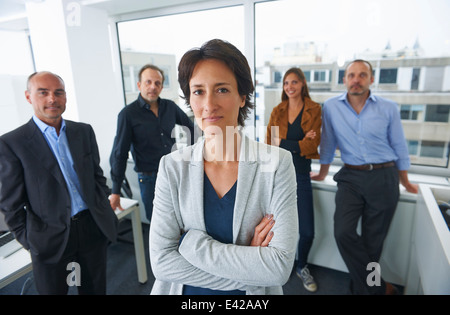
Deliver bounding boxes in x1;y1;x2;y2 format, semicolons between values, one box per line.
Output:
138;171;157;176
71;209;90;221
344;161;395;171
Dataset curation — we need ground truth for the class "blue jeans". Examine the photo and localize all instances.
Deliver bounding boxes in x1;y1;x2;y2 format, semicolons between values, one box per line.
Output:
138;172;157;222
296;172;315;270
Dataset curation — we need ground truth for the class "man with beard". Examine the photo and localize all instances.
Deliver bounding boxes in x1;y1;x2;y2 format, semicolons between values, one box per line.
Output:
109;64;194;222
311;59;417;294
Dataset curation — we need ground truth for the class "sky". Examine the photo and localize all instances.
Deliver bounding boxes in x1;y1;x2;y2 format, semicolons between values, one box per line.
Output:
254;0;450;66
117;0;450;68
2;0;449;76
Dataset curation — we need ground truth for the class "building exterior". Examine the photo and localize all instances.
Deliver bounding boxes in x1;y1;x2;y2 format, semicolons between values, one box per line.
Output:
255;42;450;168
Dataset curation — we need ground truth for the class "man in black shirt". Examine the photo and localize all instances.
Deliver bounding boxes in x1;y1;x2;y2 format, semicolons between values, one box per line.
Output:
110;64;195;221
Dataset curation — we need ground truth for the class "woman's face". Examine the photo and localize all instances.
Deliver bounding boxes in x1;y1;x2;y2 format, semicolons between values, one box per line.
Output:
189;59;245;134
283;72;304;100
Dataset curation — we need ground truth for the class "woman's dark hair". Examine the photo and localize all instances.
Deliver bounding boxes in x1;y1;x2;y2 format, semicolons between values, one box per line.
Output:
281;67;311;102
178;39;254;127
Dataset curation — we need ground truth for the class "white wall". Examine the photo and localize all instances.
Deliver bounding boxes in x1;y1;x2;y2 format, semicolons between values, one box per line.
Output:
0;75;33;135
25;0;125;174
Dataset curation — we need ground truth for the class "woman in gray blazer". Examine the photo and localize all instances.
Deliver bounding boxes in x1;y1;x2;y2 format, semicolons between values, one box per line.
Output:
149;39;298;295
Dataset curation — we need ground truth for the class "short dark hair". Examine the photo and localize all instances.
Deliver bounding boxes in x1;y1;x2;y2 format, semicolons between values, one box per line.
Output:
178;39;254;127
281;67;311;102
345;59;374;77
138;64;165;84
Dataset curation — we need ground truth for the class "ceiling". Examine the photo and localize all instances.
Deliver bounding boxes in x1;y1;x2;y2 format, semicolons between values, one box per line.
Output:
0;0;209;31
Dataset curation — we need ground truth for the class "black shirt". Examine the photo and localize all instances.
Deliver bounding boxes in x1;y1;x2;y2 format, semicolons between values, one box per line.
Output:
279;107;311;174
110;94;195;194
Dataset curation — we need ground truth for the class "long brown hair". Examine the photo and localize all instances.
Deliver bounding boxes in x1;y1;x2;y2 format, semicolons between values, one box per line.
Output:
281;67;310;102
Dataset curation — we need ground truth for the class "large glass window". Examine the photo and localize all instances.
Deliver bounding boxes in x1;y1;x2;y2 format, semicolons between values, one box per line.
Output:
117;6;244;108
255;0;450;169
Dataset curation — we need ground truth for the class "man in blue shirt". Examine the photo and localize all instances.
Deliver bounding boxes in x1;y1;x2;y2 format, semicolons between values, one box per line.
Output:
311;60;417;295
109;65;195;221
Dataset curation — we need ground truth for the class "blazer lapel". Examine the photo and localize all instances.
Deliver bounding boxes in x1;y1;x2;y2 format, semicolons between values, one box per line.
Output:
233;135;257;243
301;98;313;130
188;140;206;231
25;119;67;188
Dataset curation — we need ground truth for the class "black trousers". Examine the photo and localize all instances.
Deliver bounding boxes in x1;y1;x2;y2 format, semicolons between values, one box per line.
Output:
31;210;108;295
333;166;399;295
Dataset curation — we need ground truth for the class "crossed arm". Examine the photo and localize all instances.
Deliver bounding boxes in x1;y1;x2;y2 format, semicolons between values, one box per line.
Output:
149;155;298;291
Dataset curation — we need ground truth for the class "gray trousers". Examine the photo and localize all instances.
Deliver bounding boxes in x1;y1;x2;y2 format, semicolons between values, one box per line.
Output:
333;165;399;295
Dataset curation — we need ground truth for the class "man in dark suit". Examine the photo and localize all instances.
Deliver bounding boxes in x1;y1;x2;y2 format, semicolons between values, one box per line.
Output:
0;71;118;294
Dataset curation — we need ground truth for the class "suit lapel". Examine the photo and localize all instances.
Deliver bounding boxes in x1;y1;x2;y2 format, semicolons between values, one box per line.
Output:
25;119;67;188
65;121;83;176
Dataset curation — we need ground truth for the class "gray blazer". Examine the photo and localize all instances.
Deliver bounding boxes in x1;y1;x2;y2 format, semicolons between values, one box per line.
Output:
149;135;298;295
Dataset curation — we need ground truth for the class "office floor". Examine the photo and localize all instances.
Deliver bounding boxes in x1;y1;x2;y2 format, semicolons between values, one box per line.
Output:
0;219;353;295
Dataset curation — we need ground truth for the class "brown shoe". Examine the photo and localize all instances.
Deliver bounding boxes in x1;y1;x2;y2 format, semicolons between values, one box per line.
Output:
385;282;399;295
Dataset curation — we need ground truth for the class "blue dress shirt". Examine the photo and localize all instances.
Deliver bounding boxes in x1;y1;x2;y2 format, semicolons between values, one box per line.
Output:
319;92;410;170
33;115;88;216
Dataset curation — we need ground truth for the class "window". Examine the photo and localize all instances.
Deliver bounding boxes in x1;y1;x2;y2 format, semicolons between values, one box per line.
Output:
400;105;425;121
338;70;345;84
407;140;419;155
304;71;311;83
117;6;244;107
379;68;398;84
421;141;446;158
255;0;450;170
425;105;450;123
113;0;450;173
411;68;420;90
313;70;327;82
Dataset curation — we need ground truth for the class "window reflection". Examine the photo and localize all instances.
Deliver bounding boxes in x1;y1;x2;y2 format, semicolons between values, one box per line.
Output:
255;0;450;168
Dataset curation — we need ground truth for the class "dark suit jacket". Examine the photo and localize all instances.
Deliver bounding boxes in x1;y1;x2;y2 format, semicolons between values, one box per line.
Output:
0;118;118;264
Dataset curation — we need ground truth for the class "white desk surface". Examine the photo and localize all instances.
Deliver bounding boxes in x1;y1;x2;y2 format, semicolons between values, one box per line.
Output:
0;197;144;289
0;247;32;288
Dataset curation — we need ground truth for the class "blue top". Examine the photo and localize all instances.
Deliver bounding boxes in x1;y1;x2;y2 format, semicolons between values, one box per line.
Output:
183;173;244;295
281;107;311;174
319;92;410;170
33;115;88;217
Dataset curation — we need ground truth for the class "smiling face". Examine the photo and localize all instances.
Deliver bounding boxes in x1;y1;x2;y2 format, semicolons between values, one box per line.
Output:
283;72;304;100
25;72;66;127
189;59;245;134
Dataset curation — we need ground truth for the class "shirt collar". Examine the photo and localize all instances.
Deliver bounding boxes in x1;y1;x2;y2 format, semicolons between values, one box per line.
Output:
32;114;66;134
340;90;377;103
138;93;161;110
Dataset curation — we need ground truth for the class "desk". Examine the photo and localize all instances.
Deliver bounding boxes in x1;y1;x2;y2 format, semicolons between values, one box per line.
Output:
0;246;32;289
0;198;147;289
114;198;148;284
